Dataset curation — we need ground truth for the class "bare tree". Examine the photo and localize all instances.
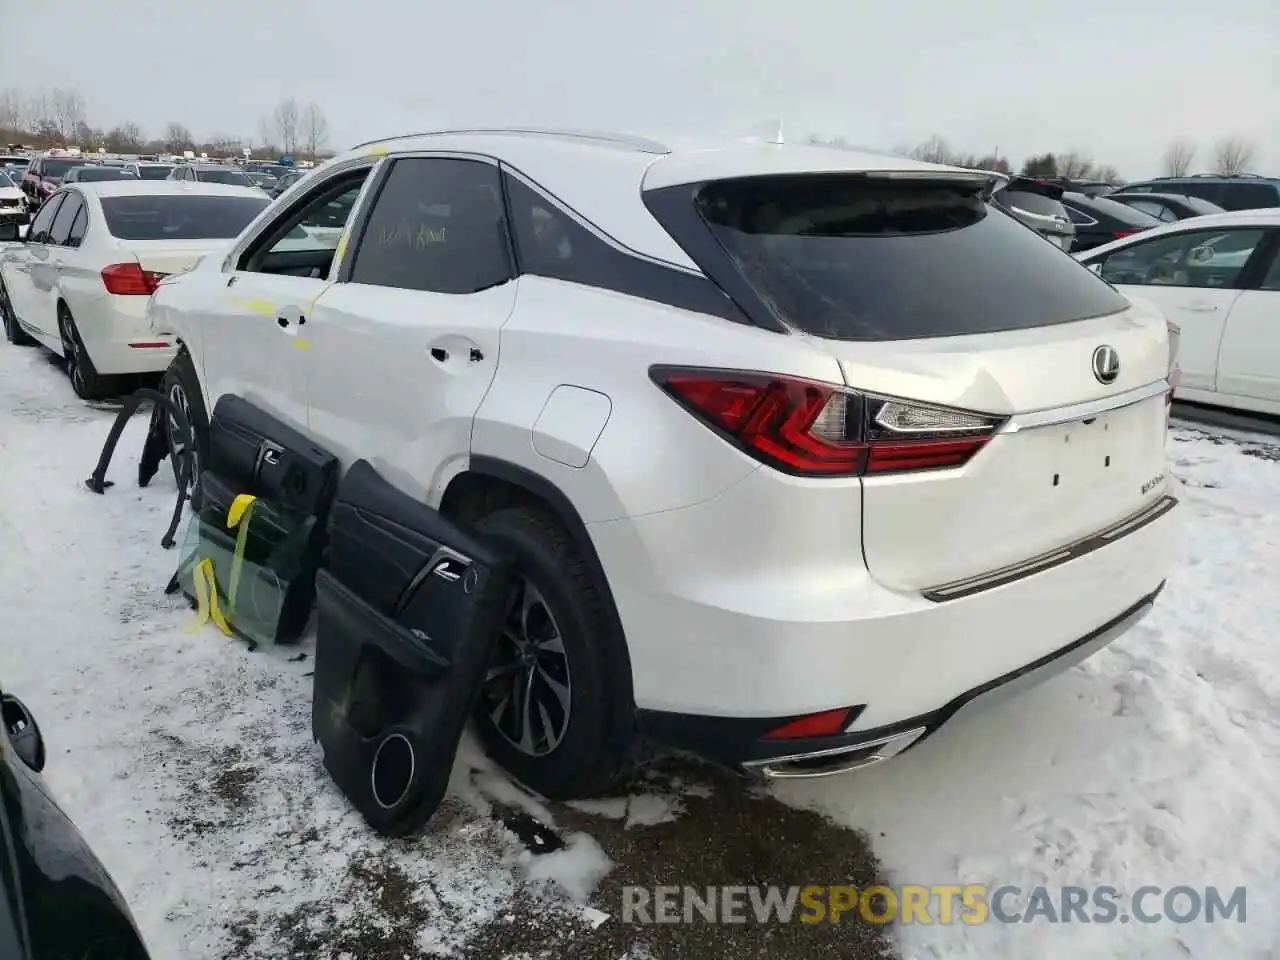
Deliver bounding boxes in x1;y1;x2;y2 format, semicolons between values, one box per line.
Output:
301;102;330;160
272;97;300;154
0;89;21;134
1058;149;1095;179
164;122;193;152
1162;139;1196;177
1213;136;1257;176
48;88;86;142
255;117;278;154
207;133;243;156
118;122;145;151
1094;163;1122;184
909;134;955;165
27;89;53;137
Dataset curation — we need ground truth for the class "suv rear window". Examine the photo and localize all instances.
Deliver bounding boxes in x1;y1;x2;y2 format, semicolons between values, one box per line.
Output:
101;195;268;240
685;175;1127;341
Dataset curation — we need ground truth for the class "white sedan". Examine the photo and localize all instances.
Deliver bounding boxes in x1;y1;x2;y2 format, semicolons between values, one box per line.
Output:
0;181;269;399
1079;207;1280;416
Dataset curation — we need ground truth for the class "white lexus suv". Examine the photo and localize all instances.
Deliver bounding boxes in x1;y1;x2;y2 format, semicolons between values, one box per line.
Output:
146;129;1180;798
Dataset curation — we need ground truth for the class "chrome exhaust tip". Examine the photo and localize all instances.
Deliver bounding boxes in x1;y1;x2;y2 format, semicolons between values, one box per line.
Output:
741;727;927;780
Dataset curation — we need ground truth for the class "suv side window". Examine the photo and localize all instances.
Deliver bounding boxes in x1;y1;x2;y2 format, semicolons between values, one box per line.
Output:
349;157;511;294
1221;183;1279;211
27;193;64;243
504;173;621;284
239;166;372;278
1260;245;1280;292
1096;229;1266;289
1171;181;1225;204
48;192;83;246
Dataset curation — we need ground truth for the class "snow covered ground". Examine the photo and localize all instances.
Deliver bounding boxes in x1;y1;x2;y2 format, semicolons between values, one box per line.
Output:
1;338;1276;959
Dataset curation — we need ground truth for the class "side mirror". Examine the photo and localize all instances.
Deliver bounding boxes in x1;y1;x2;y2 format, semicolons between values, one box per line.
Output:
2;695;46;772
0;222;20;242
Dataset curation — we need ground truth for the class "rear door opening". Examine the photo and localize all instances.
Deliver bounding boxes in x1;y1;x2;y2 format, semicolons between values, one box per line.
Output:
645;171;1173;591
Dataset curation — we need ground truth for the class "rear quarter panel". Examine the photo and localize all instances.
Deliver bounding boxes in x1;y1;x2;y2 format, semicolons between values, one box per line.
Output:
471;278;844;522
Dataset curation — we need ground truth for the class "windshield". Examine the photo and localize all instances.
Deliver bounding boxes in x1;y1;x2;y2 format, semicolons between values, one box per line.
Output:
74;167;137;182
100;195;268;240
0;170;16;188
41;158;88;179
136;165;174;181
680;174;1127;341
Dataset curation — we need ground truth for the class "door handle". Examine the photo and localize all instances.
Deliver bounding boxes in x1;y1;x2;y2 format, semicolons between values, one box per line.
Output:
1183;304;1219;314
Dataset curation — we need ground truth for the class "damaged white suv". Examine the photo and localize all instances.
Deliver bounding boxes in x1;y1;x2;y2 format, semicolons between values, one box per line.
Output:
147;128;1180;798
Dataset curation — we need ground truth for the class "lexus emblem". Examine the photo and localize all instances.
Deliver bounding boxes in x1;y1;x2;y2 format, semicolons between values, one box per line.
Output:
1092;345;1120;385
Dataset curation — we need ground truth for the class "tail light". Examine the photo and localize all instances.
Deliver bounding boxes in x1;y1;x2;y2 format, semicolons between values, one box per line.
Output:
1114;231;1136;240
101;262;163;296
651;367;1005;478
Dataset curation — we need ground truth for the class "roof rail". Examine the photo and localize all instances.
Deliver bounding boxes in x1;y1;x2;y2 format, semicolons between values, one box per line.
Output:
351;127;671;155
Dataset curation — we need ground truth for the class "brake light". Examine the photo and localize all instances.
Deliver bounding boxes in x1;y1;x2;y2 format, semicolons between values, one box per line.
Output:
101;262;162;296
652;367;1005;477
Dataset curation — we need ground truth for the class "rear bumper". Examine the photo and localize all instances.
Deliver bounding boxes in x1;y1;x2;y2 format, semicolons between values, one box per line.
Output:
639;582;1162;777
76;297;176;375
590;459;1180;765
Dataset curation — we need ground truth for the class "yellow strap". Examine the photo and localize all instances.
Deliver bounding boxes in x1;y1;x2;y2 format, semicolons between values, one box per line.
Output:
226;495;257;614
188;558;233;637
227;493;258;529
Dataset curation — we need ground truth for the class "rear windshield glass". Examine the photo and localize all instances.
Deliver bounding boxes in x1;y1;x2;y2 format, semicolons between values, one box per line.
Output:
692;175;1127;341
101;195;268;240
1075;196;1163;228
136;165;174;180
996;188;1065;218
75;167;136;182
197;168;253;186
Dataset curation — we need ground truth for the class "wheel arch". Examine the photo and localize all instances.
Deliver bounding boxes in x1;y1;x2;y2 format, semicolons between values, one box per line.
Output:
440;455;635;700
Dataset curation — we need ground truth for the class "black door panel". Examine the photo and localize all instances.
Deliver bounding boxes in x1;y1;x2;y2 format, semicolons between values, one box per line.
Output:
314;459;511;837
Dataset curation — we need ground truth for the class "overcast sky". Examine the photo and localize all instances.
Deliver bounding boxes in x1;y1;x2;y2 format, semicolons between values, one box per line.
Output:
1;0;1275;178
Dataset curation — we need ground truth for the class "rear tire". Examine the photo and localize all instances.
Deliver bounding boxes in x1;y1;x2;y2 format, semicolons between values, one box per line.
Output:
472;506;634;800
160;349;208;495
58;305;116;400
0;276;34;346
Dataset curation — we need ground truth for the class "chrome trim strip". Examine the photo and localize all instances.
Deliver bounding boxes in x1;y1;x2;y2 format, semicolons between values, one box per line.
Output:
922;494;1178;602
1000;380;1170;433
741;727;927;780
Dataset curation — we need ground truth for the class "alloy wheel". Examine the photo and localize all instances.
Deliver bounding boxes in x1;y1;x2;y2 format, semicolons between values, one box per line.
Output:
480;577;572;757
166;381;198;489
60;315;85;394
